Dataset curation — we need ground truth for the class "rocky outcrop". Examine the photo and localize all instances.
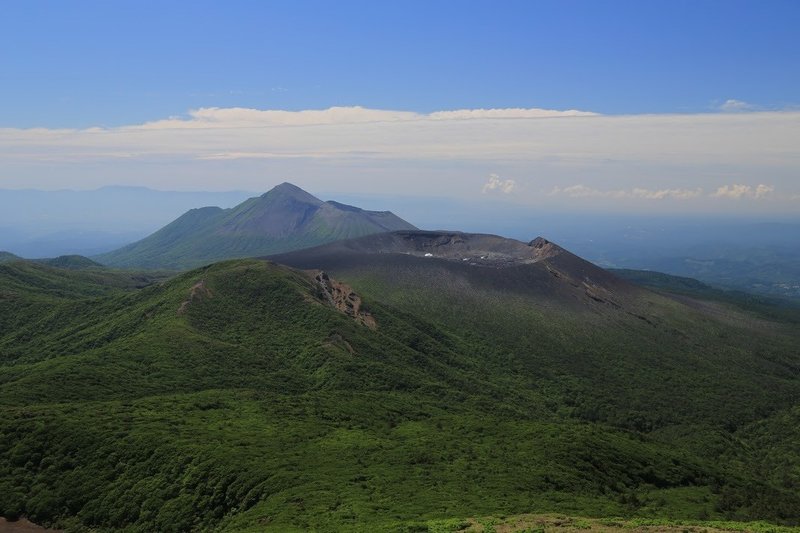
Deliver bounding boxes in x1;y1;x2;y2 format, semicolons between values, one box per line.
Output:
529;237;562;261
309;270;376;329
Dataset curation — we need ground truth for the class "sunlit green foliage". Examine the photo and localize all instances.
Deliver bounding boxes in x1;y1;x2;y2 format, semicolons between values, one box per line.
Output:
0;259;798;531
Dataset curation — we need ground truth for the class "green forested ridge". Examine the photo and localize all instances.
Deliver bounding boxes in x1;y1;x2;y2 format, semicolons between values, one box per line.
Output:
0;256;799;531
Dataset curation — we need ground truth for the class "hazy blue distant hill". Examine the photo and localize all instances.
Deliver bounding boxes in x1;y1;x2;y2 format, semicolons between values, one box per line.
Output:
0;186;254;257
0;252;21;264
96;183;417;270
612;268;800;323
541;219;800;299
34;255;103;270
2;252;111;270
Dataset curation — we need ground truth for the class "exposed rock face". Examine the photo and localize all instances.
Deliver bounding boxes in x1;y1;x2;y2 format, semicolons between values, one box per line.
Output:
309;270;376;329
529;237;562;261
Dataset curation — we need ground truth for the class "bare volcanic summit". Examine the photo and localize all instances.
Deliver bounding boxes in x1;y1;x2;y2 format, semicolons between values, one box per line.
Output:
268;230;645;313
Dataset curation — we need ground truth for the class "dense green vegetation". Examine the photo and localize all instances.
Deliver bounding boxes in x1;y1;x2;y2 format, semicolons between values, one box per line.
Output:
0;256;799;531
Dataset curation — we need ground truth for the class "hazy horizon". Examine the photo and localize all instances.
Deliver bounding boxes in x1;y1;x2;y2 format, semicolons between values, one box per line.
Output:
3;184;798;301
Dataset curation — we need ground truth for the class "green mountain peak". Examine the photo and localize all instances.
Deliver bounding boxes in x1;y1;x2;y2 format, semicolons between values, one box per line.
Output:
262;181;324;203
94;182;417;269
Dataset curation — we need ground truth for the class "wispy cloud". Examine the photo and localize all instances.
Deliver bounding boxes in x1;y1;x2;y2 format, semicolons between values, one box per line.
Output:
718;99;759;112
3;106;797;168
631;188;704;200
549;185;627;198
0;106;798;212
136;106;596;130
429;108;597;120
551;183;777;201
482;173;516;194
549;185;704;200
711;183;774;199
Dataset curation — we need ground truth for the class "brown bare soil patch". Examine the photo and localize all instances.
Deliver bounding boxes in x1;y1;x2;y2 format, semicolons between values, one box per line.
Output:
461;514;779;532
0;518;61;533
177;279;213;314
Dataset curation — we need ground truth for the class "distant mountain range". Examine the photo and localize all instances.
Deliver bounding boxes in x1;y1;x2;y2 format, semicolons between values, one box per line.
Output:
95;183;417;269
3;186;798;300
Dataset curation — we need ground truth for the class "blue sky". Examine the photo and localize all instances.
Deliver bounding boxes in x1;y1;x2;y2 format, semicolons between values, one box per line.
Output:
0;1;798;216
2;0;798;127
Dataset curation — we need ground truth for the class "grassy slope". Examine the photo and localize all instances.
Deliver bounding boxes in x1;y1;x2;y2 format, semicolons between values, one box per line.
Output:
0;260;164;300
584;269;800;524
0;260;798;531
273;254;800;432
94;206;227;269
266;253;800;524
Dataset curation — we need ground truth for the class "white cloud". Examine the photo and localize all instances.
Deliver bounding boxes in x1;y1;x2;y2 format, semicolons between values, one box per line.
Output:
482;173;516;194
2;106;797;168
551;183;776;201
429;108;597;120
711;183;774;199
719;99;758;112
631;187;704;200
755;184;775;198
549;185;703;200
712;184;748;198
135;105;596;130
548;184;621;198
0;106;798;212
552;185;591;197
